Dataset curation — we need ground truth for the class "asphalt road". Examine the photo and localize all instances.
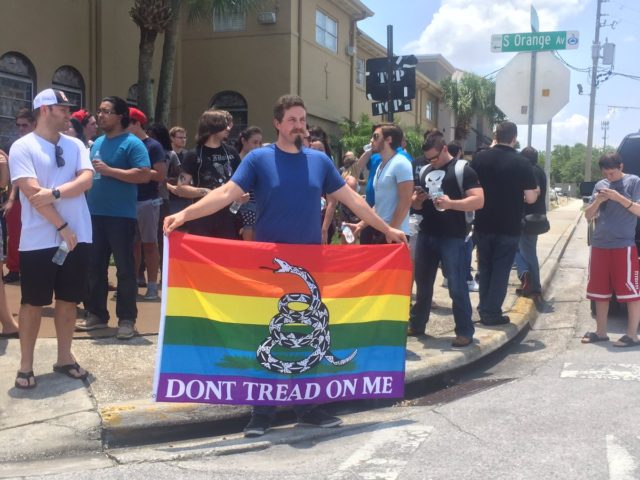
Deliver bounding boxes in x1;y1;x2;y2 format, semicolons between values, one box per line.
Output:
11;216;640;480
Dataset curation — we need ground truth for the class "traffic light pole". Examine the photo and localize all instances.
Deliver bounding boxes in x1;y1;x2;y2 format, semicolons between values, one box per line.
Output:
386;25;394;123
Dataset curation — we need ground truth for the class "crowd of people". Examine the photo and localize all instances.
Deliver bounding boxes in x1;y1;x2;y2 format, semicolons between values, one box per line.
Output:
2;88;637;438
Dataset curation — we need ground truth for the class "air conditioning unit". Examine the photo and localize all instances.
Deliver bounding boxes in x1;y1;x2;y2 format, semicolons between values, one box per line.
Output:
257;12;277;25
345;45;356;57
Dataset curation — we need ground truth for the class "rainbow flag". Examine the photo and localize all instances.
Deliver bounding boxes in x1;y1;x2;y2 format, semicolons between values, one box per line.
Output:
153;232;412;406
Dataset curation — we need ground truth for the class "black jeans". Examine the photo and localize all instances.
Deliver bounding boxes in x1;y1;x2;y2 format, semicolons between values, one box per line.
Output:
86;215;138;323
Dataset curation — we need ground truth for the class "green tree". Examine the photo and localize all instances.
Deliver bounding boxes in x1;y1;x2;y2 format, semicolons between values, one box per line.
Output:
130;0;173;121
338;114;423;159
440;73;504;143
131;0;263;124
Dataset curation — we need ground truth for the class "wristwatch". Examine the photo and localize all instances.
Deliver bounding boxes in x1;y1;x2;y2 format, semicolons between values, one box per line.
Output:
52;188;61;200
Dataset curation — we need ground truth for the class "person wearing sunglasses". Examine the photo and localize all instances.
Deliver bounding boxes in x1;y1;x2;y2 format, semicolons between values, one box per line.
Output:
8;88;94;389
76;96;151;340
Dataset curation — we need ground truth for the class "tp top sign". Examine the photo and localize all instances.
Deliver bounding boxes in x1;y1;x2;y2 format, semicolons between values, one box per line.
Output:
495;51;570;124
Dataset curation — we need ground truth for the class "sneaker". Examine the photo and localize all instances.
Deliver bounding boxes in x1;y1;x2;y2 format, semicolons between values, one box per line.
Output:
75;313;108;331
407;326;426;337
467;279;479;292
480;315;511;326
297;409;343;428
243;415;272;437
137;277;147;288
2;271;20;283
142;286;160;301
451;335;473;347
116;320;136;339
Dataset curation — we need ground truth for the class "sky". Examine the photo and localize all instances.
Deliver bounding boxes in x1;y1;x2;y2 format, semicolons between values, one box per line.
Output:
358;0;640;151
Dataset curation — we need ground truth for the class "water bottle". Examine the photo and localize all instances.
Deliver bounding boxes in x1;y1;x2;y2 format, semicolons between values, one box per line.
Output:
341;222;355;244
320;197;326;211
431;187;445;212
229;201;242;214
92;150;102;180
52;241;69;265
363;143;372;153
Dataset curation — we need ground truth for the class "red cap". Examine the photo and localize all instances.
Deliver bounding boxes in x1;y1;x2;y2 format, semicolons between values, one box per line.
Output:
71;109;90;123
128;107;147;126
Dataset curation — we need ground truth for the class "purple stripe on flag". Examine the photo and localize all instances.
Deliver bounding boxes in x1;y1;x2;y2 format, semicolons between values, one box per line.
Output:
155;372;405;405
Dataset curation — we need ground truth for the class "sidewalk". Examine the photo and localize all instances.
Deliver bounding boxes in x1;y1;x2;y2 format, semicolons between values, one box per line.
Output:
0;198;584;461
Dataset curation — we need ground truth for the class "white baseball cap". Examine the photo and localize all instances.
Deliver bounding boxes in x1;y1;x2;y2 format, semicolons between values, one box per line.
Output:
33;88;76;109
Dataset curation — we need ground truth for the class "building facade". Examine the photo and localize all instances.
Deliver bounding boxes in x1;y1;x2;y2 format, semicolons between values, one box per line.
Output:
1;0;442;153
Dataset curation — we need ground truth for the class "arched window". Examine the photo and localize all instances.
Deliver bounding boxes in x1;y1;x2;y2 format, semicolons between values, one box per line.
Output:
209;91;247;141
127;84;139;107
0;52;36;150
52;66;85;110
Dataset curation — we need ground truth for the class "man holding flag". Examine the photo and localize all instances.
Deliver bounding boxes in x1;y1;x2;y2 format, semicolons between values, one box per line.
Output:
164;94;407;437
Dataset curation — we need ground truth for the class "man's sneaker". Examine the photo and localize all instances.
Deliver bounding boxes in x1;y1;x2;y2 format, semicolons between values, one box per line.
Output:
297;409;343;428
467;279;480;292
480;315;511;326
116;320;136;340
75;313;108;331
142;286;160;301
243;415;272;437
2;271;20;283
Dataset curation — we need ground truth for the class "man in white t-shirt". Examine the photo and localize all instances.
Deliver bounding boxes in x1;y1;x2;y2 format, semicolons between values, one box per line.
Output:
8;88;94;389
351;123;413;244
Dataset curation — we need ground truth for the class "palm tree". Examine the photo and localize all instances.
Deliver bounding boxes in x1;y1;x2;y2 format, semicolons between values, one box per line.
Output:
131;0;264;125
440;72;503;143
130;0;173;120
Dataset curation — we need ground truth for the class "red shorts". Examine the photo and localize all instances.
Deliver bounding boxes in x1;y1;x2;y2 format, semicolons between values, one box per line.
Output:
587;246;640;302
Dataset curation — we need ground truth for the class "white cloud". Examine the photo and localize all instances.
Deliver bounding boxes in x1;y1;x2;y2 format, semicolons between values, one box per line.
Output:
403;0;590;73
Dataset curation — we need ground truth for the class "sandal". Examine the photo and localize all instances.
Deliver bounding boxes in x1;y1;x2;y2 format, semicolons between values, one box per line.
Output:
53;362;89;380
581;332;609;344
15;370;36;389
613;335;640;348
0;331;19;339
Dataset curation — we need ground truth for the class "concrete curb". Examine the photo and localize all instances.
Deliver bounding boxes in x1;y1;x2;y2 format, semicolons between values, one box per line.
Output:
100;207;584;447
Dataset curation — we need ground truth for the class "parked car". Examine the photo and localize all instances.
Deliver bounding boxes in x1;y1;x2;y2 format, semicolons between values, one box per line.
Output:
584;131;640;315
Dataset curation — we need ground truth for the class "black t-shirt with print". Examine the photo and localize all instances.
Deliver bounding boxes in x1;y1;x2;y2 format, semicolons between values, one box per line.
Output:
418;159;480;238
181;144;241;190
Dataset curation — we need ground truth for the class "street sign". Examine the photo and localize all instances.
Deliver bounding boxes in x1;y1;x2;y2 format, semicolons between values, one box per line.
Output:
371;98;412;117
491;31;579;53
495;51;570;124
366;55;417;102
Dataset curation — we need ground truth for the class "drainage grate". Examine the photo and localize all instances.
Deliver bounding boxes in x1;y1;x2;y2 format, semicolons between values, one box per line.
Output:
398;378;514;407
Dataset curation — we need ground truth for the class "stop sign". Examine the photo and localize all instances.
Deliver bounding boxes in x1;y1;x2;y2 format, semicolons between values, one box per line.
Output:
495;51;570;124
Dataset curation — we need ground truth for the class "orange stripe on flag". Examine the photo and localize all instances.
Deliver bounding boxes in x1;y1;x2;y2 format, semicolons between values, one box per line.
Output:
167;258;411;298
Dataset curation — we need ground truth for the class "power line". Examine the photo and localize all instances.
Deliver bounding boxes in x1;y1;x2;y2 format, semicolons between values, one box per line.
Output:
553;51;590;73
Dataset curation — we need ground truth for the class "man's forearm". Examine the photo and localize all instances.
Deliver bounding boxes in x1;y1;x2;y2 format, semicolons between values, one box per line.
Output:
105;167;151;184
175;184;210;199
58;170;94;198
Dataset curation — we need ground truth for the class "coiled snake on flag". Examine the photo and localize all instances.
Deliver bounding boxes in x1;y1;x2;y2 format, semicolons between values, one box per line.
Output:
256;258;357;374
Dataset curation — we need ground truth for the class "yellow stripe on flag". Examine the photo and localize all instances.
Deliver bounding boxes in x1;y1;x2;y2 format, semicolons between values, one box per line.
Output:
165;287;409;325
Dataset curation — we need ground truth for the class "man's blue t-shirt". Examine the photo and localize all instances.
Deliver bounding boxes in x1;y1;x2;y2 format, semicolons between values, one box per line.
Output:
365;147;412;206
231;144;345;244
87;133;151;219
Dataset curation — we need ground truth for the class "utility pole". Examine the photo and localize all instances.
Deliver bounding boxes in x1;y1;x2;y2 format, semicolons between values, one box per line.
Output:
601;120;609;149
584;0;605;181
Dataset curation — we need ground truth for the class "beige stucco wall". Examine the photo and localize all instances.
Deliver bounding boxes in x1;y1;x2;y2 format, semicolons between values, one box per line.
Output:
1;0;91;98
0;0;161;112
